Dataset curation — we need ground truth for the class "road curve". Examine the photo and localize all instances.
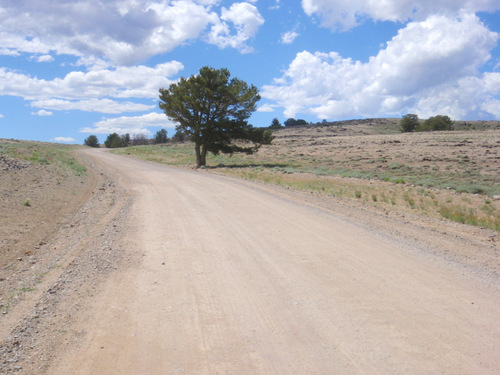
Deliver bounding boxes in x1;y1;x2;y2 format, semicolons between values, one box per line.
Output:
50;149;500;374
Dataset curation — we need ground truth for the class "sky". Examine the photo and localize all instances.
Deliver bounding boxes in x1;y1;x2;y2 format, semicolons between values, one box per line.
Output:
0;0;499;144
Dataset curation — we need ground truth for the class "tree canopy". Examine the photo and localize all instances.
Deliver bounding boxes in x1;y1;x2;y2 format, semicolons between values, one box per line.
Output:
284;118;308;127
159;66;273;167
269;118;283;129
154;128;168;144
400;114;419;132
423;115;453;131
84;135;99;147
104;133;125;148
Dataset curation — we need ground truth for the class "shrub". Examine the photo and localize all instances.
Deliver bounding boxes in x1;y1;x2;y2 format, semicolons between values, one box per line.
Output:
400;114;419;132
419;115;453;131
84;135;99;148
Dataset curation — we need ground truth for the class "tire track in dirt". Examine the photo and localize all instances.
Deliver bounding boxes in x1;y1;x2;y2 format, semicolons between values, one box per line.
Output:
44;150;500;374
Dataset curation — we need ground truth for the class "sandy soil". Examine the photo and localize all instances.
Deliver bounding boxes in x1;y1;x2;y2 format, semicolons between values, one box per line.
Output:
1;148;499;374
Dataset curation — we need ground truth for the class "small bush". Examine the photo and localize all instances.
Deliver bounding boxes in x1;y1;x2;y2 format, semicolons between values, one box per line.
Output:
418;115;453;131
400;114;419;132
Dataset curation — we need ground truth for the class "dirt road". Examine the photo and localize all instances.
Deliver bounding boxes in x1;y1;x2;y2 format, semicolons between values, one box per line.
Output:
47;149;499;374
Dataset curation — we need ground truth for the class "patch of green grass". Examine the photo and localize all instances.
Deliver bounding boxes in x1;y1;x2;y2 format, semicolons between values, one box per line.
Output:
0;140;87;176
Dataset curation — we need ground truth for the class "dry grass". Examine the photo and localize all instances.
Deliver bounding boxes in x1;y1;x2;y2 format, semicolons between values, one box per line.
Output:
113;120;500;231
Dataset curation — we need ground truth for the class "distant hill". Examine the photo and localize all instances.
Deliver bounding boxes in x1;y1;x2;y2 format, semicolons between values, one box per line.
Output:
274;118;500;136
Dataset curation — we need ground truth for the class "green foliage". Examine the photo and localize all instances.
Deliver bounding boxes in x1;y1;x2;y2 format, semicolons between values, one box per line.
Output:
154;128;168;144
418;115;453;132
284;118;308;127
121;133;131;146
104;133;125;148
159;66;269;167
269;118;283;129
171;130;187;142
400;114;419;132
23;198;31;207
83;135;99;148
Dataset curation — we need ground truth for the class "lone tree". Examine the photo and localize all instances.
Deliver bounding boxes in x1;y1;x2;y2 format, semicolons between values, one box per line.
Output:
159;66;273;167
400;114;419;132
84;135;99;147
269;118;283;129
104;133;124;148
154;128;168;144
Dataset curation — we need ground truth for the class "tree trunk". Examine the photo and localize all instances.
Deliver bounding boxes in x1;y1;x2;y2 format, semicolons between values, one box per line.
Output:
201;144;208;167
195;143;202;168
195;143;208;168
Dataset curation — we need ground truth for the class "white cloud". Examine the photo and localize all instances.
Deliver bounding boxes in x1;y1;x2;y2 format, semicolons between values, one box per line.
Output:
0;61;183;104
270;0;281;10
36;54;54;63
262;13;500;119
31;109;53;116
0;114;4;118
302;0;500;31
280;31;299;44
80;112;175;135
31;99;154;114
207;2;264;53
0;1;262;65
53;137;76;143
257;103;279;112
482;99;500;117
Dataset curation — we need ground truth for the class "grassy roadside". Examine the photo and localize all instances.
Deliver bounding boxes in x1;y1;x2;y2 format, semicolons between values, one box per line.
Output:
113;126;499;232
0;139;87;176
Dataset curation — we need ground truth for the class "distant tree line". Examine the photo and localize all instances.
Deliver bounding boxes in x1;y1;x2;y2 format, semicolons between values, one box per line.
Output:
83;128;181;148
400;114;453;132
267;117;329;129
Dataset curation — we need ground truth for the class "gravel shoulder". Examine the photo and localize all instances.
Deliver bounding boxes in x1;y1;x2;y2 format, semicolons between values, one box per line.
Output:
0;149;135;373
1;148;499;374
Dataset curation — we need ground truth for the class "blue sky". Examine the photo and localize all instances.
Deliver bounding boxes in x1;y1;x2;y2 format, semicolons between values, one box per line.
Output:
1;0;499;144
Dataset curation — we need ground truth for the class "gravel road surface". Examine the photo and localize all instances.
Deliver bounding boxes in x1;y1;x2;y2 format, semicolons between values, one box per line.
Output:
14;149;500;374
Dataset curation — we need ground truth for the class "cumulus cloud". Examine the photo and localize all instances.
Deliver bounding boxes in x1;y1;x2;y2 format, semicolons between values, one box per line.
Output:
0;61;183;100
208;2;264;53
302;0;500;31
31;99;154;114
80;112;174;135
52;137;76;143
262;13;499;119
280;31;299;44
31;109;53;116
257;103;279;112
0;1;264;65
34;54;54;63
